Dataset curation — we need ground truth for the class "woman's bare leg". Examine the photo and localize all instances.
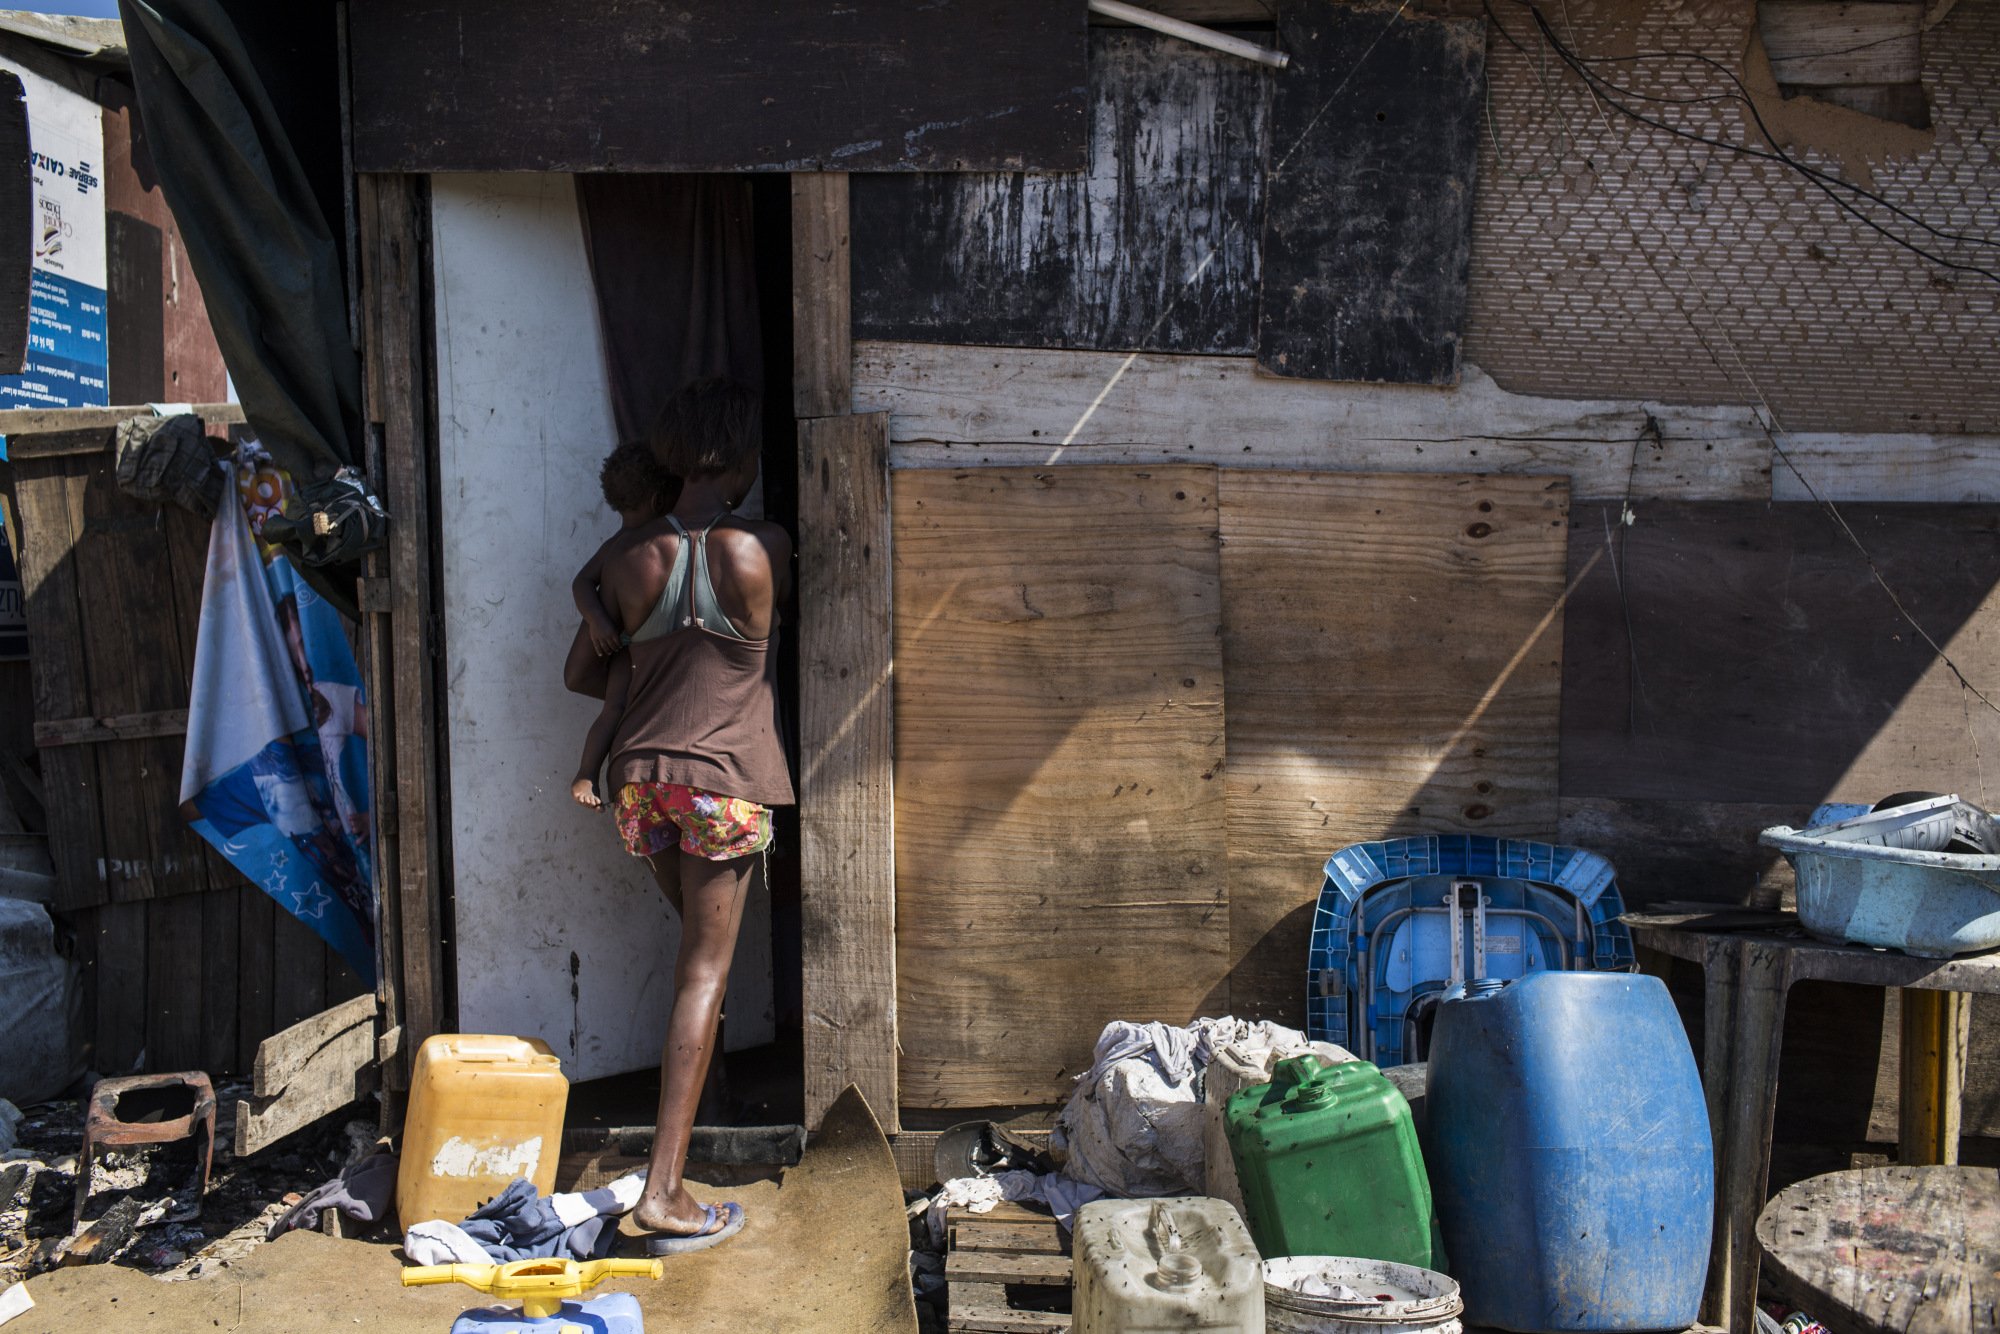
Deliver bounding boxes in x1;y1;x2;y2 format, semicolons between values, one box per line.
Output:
633;849;751;1234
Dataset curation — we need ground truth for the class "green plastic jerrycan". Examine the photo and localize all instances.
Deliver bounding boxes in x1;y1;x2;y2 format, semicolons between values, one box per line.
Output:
1222;1055;1438;1269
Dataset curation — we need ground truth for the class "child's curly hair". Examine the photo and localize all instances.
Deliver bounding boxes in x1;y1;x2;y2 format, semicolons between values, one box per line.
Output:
599;438;673;515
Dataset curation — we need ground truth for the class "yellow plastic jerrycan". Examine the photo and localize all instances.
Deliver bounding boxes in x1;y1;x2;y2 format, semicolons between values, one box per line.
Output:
397;1035;568;1229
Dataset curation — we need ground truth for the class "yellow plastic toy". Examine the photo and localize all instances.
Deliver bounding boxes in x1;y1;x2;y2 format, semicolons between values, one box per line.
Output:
402;1257;663;1333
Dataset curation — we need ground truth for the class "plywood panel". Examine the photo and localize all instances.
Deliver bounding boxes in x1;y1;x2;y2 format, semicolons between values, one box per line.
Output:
1221;472;1570;1021
894;466;1226;1107
852;30;1267;356
349;0;1087;173
1559;502;2000;813
1258;1;1485;384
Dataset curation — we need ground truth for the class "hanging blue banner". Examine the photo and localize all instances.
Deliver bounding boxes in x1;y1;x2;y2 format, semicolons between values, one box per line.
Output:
180;445;374;982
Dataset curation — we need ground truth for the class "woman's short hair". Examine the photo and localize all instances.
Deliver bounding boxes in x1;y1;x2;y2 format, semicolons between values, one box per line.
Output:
651;377;762;481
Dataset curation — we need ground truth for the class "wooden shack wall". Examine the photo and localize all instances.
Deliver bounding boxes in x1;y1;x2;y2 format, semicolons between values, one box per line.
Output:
839;2;2000;1132
1;422;365;1079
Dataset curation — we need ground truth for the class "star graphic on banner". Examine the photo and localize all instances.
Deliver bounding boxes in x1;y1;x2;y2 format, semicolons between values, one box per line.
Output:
290;882;330;920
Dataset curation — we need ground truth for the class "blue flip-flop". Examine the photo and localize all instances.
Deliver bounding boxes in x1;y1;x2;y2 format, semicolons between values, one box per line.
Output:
644;1201;746;1256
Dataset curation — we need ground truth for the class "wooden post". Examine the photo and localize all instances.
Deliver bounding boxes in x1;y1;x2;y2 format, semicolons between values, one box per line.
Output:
357;172;446;1082
797;412;896;1133
1898;988;1969;1166
1700;937;1794;1333
792;166;897;1131
791;174;851;421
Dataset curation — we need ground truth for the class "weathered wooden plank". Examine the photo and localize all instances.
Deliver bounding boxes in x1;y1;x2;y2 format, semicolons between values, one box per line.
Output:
1759;1;1921;87
949;1283;1073;1334
852;31;1267;356
1559;502;2000;808
1870;991;2000;1143
798;413;898;1131
894;466;1227;1106
90;900;147;1074
348;0;1088;173
73;455;206;902
1770;433;2000;502
1755;1165;1999;1334
1899;988;1970;1166
946;1252;1072;1287
252;991;376;1098
272;906;329;1033
7;461;104;908
792;174;851;420
359;172;443;1056
144;893;203;1071
855;342;1773;500
237;886;276;1074
0;402;241;438
199;885;240;1076
1258;1;1485;384
952;1219;1066;1256
1221;472;1569;1021
1558;797;1800;910
234;1009;379;1156
33;709;189;747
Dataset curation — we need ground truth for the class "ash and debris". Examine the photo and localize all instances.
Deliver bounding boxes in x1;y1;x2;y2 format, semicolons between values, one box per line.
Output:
0;1084;379;1288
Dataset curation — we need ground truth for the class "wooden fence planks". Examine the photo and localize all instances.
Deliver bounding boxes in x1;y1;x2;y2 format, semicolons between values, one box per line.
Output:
1219;471;1570;1021
893;466;1228;1106
8;458;103;906
852;30;1267;356
857;341;1772;500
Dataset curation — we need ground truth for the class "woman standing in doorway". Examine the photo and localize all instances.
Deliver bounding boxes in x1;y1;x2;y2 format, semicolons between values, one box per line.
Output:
569;377;793;1252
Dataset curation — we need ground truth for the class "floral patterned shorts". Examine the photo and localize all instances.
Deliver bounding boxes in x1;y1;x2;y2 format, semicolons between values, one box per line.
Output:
614;782;773;861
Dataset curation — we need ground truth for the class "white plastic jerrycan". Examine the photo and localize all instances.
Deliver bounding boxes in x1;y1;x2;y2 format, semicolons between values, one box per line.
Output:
1073;1197;1265;1332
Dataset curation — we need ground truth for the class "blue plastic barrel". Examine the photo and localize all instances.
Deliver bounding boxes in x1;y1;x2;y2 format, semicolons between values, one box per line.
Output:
1428;971;1712;1332
452;1293;645;1334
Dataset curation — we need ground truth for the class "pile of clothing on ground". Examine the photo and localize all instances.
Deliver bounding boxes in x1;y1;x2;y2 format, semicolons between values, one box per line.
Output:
271;1151;646;1264
924;1015;1352;1245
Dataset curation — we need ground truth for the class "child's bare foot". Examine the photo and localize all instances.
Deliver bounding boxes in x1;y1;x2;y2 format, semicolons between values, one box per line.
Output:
571;778;602;810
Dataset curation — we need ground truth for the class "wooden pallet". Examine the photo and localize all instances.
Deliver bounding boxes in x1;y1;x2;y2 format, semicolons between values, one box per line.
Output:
945;1201;1072;1333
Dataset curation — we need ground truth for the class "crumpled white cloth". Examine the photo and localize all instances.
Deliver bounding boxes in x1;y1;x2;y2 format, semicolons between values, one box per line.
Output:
404;1219;491;1266
403;1171;648;1263
924;1170;1107;1248
1054;1017;1244;1197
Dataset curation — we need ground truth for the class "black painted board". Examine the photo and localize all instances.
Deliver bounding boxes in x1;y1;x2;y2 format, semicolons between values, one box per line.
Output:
1257;1;1484;385
107;211;165;405
0;72;25;376
852;31;1268;354
1560;501;2000;807
348;0;1087;173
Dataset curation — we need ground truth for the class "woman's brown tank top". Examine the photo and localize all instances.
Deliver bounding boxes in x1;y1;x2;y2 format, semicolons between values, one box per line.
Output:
608;516;794;807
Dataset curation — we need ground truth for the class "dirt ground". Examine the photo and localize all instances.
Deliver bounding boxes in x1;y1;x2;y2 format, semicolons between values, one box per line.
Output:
18;1088;917;1332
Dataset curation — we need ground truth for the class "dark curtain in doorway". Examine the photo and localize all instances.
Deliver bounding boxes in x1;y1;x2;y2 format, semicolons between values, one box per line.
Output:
573;175;764;447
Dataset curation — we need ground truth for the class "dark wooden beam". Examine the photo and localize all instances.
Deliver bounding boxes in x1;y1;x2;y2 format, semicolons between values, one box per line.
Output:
348;0;1088;174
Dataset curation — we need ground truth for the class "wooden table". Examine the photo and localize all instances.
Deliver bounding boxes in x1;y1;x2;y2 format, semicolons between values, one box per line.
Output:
1625;913;2000;1334
1756;1166;1999;1334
